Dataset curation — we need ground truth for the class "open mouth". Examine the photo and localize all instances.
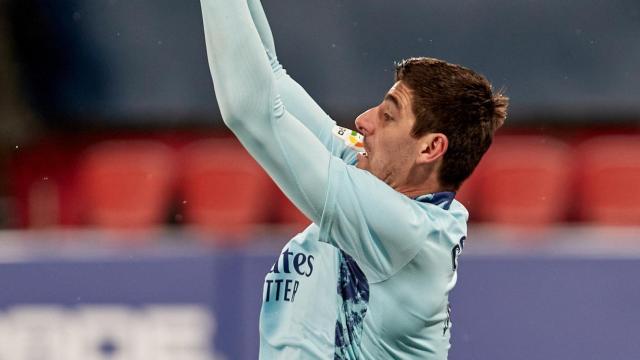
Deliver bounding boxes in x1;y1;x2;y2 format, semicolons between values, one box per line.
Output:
362;141;370;158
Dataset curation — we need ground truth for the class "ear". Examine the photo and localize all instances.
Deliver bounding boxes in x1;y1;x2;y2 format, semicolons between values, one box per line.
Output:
416;133;448;164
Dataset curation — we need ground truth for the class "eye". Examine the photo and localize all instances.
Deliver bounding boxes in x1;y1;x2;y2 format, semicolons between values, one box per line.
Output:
383;112;393;121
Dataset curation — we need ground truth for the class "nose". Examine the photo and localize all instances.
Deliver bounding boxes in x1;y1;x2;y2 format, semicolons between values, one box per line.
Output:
355;107;376;136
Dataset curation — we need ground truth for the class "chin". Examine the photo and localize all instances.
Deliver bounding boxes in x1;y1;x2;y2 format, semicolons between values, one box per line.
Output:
356;153;367;170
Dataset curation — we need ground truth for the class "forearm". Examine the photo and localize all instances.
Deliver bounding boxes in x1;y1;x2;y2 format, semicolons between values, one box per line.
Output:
201;0;271;131
247;0;276;59
246;0;351;158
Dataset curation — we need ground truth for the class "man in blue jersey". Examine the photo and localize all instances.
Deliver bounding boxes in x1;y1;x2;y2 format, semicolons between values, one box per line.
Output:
200;0;508;358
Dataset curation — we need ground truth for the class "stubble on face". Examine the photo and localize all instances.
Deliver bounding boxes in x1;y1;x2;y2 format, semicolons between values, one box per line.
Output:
356;82;419;188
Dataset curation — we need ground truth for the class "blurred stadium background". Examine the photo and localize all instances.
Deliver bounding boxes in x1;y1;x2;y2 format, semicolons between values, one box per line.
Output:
1;0;639;359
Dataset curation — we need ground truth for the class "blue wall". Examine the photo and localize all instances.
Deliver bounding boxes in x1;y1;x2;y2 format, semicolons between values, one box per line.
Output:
0;242;638;359
451;256;640;360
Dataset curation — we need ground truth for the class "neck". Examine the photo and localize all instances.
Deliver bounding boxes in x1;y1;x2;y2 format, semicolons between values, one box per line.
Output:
396;179;442;198
392;164;444;198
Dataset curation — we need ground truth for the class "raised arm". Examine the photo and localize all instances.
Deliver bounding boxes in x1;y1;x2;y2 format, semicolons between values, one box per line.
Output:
201;0;332;222
246;0;360;161
201;0;438;282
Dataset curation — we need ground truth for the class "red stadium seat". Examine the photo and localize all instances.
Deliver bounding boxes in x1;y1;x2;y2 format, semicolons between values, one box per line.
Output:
179;139;272;238
575;135;640;225
454;169;481;219
9;140;73;228
77;141;176;229
473;136;572;226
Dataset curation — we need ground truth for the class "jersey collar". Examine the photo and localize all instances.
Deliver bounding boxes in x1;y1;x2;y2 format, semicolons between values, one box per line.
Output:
414;192;456;210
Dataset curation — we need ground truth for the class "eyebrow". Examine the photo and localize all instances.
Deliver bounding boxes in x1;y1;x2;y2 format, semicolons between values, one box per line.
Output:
384;93;402;110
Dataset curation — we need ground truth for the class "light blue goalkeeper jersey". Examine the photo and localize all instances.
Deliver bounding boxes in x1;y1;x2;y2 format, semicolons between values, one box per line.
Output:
201;0;468;358
260;174;468;360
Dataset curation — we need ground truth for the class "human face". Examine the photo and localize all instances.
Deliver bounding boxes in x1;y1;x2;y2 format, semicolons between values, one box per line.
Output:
354;81;422;187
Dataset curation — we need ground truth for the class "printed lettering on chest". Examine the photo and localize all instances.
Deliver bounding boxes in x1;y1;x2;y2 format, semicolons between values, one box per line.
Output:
263;247;315;303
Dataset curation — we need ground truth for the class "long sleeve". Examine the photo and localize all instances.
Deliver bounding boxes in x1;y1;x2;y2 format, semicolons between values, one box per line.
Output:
247;0;276;58
201;0;332;222
246;0;358;162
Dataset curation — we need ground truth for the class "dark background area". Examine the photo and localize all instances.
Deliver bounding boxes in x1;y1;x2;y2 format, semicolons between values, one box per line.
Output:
7;0;640;128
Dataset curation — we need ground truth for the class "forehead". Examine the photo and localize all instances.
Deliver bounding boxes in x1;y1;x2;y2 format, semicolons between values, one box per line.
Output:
385;81;415;118
389;81;407;94
386;81;412;108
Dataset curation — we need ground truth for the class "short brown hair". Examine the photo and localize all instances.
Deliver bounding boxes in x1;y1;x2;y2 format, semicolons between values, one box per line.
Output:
395;57;508;190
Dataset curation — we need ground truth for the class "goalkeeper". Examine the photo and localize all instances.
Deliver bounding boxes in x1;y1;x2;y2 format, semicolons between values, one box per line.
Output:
200;0;508;359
